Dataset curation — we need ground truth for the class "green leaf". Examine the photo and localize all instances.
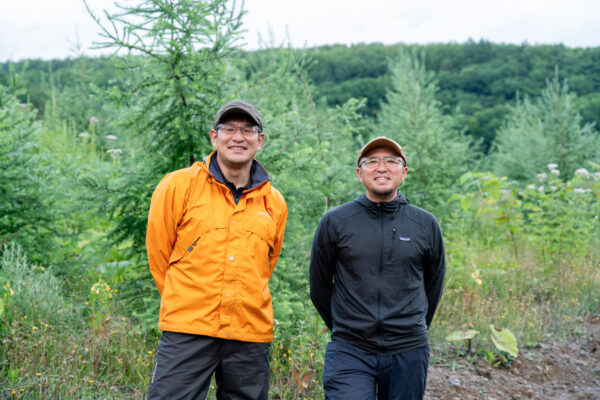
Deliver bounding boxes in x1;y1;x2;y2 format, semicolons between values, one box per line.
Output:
460;197;472;213
487;180;501;201
0;297;4;318
489;324;518;357
446;329;479;341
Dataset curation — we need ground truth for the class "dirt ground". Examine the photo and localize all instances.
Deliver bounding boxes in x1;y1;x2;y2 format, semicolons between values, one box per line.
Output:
425;315;600;400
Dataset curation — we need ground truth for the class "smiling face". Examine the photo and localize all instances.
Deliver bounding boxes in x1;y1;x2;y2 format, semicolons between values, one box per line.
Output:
357;147;408;202
210;117;264;171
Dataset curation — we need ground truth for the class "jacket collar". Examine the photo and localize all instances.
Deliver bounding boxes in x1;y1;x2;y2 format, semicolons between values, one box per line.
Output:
355;191;409;216
206;150;270;191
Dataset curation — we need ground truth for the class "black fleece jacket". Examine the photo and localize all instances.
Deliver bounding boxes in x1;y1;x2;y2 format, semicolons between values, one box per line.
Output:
309;193;445;355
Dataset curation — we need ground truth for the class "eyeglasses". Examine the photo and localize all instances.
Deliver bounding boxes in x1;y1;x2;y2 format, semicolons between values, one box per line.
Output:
359;156;404;169
216;124;261;136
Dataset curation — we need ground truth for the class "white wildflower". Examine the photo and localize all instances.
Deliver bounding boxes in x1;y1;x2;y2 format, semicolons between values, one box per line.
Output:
106;135;118;141
550;186;557;191
550;169;560;176
536;173;547;181
527;184;536;190
78;132;91;138
89;116;99;124
547;163;558;170
593;172;600;180
573;188;586;194
538;186;544;192
574;168;590;177
106;149;122;155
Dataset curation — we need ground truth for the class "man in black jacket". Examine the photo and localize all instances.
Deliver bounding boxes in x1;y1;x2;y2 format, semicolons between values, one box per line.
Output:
310;136;445;400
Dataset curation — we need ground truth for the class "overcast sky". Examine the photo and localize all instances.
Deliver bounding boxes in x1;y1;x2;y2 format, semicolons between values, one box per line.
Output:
1;0;599;62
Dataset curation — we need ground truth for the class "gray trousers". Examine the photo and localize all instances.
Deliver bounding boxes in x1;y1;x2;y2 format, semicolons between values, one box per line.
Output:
147;332;271;400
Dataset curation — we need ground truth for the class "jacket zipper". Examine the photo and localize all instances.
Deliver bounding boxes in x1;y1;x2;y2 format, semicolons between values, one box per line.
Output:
377;204;384;350
390;227;397;262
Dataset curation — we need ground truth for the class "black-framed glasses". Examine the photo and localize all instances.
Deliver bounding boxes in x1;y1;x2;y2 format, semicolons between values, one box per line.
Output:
216;124;261;136
359;156;404;169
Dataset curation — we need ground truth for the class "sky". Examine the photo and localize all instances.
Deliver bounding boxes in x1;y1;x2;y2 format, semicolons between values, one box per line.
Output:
1;0;599;62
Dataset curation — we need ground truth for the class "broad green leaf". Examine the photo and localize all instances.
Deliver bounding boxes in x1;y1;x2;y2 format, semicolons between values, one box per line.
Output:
446;329;479;342
490;324;518;357
460;197;471;212
487;180;501;201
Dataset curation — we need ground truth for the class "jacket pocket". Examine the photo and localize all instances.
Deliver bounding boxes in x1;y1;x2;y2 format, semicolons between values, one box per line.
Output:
168;210;225;265
390;236;417;264
239;215;277;249
168;237;200;265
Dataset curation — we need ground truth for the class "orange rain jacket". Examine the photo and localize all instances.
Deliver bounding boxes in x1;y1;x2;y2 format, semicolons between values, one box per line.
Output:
146;151;287;343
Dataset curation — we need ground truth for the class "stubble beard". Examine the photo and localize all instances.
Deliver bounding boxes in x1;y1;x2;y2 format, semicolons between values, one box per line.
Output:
372;187;396;197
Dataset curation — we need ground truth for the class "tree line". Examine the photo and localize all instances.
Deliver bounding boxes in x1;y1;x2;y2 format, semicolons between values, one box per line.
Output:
3;40;600;152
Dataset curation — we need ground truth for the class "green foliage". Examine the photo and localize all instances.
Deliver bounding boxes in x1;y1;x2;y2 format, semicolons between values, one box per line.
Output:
444;325;519;365
451;172;523;256
303;43;391;117
490;73;599;181
0;243;157;398
0;85;57;261
489;324;518;358
88;280;115;333
446;329;479;342
451;164;600;263
521;163;600;265
445;329;479;355
436;164;599;362
81;0;246;260
376;50;475;215
270;319;326;398
86;0;244;168
0;242;79;327
5;42;600;152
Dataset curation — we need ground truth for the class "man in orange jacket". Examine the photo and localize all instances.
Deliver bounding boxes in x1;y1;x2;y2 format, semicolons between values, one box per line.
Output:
146;100;288;399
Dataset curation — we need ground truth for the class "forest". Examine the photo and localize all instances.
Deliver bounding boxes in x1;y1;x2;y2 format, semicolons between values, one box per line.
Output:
0;0;599;398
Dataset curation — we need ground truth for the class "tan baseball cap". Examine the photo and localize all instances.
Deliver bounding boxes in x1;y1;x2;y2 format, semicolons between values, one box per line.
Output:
357;136;407;166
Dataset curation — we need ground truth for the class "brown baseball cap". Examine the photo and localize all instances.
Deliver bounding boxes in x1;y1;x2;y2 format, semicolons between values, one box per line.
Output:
357;136;407;166
213;100;263;132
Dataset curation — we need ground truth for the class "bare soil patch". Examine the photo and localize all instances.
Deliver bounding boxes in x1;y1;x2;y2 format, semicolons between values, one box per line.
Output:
425;315;600;400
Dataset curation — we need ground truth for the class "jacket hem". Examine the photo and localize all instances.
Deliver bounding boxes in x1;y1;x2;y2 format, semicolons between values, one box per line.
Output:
332;330;430;356
158;323;273;343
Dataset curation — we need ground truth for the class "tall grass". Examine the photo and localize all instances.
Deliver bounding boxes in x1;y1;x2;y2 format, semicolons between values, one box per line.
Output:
0;243;156;399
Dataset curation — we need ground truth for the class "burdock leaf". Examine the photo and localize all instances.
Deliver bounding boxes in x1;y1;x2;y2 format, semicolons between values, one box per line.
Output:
446;329;479;341
490;324;519;357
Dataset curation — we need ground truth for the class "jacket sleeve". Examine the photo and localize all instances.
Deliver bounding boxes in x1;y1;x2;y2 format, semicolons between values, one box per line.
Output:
146;172;185;296
269;196;288;271
309;213;336;330
424;216;446;328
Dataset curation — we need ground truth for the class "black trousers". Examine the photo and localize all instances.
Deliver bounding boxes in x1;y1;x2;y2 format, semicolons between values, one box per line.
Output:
147;332;271;400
